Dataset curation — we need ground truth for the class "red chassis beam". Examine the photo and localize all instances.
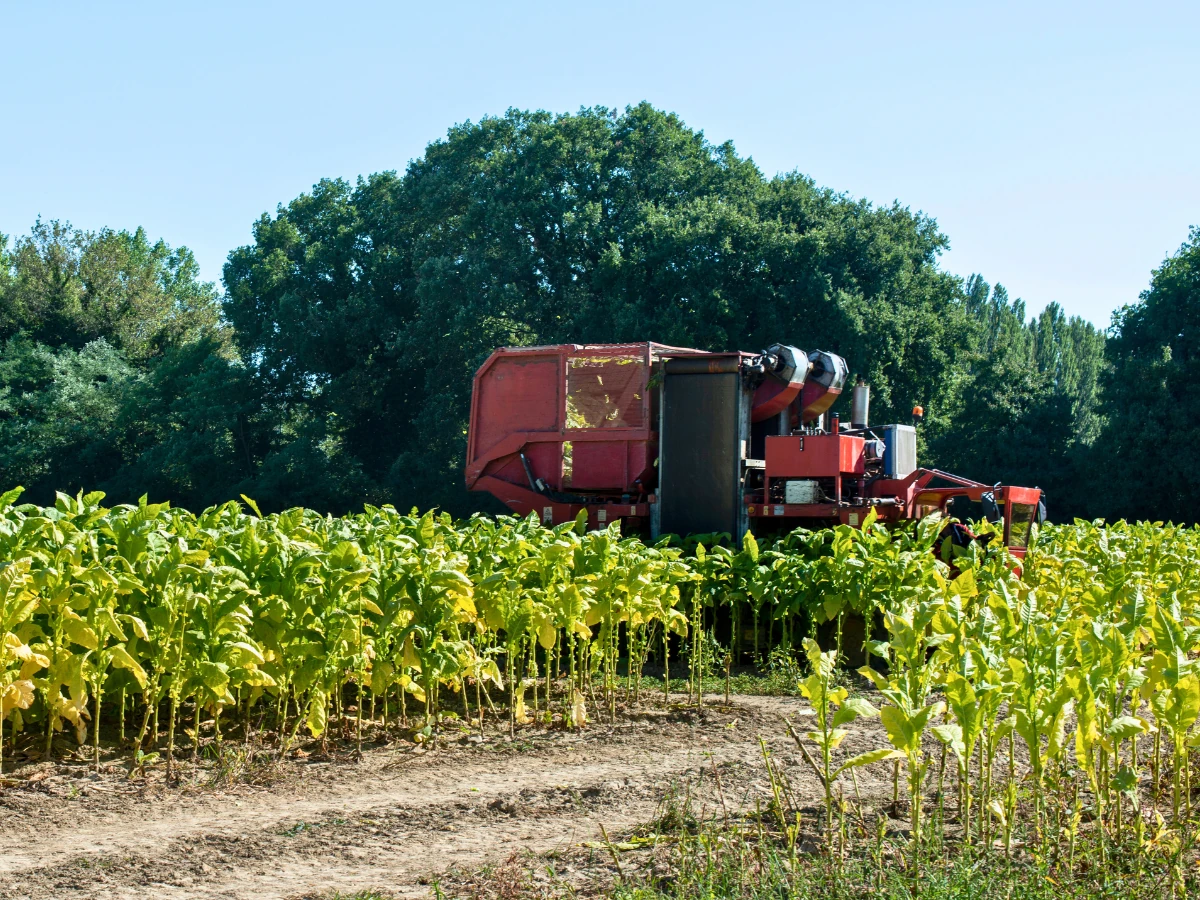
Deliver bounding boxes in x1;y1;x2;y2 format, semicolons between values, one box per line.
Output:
465;429;653;488
746;502;908;527
474;474;650;530
745;467;1041;555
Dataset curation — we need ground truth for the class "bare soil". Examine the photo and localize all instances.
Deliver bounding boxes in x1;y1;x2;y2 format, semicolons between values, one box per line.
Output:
0;693;907;900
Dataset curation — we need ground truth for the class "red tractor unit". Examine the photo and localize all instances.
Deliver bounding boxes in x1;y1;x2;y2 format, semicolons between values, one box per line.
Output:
465;342;1044;558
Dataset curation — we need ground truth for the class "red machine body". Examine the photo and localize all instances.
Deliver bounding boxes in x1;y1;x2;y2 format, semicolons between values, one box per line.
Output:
466;343;680;532
466;341;1043;554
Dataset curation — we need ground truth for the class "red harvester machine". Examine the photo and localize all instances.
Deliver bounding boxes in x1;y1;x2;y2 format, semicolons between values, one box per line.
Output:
465;342;1044;558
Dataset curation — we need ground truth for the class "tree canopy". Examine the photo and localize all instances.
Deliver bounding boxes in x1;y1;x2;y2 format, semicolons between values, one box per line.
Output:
223;104;983;512
1099;227;1200;522
0;103;1180;522
0;219;220;361
927;278;1105;519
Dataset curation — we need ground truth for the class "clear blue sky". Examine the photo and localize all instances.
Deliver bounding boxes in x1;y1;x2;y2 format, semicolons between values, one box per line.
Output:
4;1;1197;327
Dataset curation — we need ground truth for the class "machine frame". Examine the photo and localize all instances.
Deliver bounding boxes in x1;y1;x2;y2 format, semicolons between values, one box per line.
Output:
465;341;1043;553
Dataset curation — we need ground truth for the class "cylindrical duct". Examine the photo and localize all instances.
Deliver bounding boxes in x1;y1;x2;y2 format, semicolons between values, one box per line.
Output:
851;381;870;429
798;350;849;423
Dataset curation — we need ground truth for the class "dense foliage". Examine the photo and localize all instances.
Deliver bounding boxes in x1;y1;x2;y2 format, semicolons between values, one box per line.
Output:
1;493;1199;890
1100;227;1200;523
928;277;1105;513
221;105;981;513
0;105;1192;521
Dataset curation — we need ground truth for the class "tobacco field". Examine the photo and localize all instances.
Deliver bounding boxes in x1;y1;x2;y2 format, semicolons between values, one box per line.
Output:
2;487;1200;893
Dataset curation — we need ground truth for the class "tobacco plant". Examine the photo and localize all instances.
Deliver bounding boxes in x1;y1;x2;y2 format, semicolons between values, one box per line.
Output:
0;480;1199;898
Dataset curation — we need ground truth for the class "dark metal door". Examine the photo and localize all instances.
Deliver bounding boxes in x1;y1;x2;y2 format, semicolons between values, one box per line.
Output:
657;368;748;538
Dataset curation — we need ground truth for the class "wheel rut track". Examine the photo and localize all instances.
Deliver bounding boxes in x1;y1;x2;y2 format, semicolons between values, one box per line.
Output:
0;697;809;899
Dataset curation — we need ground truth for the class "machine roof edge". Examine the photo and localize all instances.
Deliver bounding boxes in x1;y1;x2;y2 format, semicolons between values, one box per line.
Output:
482;340;742;357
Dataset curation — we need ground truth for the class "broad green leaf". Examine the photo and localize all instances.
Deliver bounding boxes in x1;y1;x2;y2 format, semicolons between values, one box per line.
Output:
857;666;889;690
832;697;878;727
881;706;918;754
1105;715;1148;741
109;644;148;687
197;660;230;692
63;618;99;651
835;748;902;777
307;690;328;738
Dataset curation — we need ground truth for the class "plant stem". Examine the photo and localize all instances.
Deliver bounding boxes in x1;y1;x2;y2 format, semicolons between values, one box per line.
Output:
92;681;103;772
166;691;179;781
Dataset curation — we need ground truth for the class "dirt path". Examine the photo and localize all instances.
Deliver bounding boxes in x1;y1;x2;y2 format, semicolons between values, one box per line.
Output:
0;695;867;900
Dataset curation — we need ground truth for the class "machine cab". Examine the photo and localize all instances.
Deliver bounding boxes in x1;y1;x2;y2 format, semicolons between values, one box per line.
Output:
942;484;1046;558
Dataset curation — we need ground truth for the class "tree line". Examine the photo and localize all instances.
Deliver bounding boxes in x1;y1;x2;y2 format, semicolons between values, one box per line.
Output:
0;104;1195;523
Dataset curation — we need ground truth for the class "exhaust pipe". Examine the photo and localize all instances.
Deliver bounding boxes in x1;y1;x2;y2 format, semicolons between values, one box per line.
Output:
851;378;870;429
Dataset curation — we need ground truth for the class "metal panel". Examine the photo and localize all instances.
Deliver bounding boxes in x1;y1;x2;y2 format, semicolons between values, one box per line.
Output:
466;343;664;517
784;480;822;504
657;370;744;538
764;433;865;478
473;353;562;452
879;425;917;479
565;441;628;490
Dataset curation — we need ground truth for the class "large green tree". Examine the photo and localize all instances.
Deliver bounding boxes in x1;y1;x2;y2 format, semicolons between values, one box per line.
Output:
926;277;1106;519
1100;227;1200;523
224;104;976;514
0;220;220;361
0;106;1132;521
0;222;230;505
0;335;134;498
